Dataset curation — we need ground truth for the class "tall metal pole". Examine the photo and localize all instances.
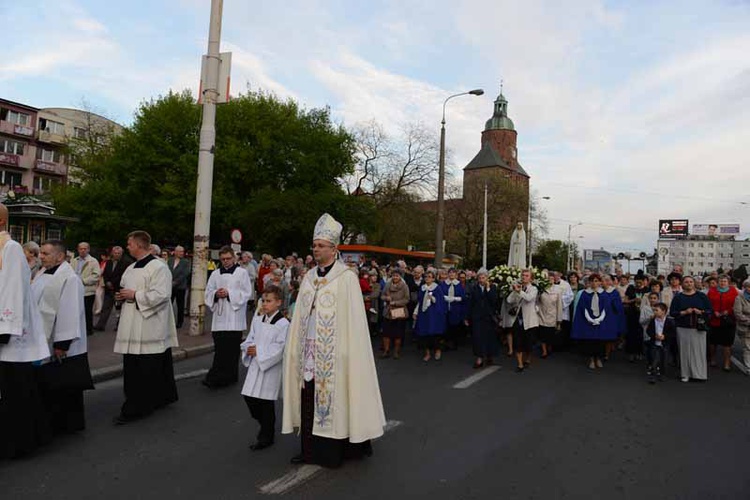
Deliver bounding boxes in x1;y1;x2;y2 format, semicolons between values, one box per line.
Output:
189;0;223;336
566;224;572;272
434;89;484;268
528;197;533;268
482;182;488;269
435;119;447;268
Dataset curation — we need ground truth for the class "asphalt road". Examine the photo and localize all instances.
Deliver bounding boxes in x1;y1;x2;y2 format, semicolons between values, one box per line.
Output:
1;342;749;500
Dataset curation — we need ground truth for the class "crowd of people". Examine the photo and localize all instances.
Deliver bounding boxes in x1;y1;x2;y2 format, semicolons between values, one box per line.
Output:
3;200;750;468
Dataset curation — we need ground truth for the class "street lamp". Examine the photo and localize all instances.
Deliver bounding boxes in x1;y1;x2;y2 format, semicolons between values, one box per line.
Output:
528;195;551;268
434;88;484;267
567;222;583;272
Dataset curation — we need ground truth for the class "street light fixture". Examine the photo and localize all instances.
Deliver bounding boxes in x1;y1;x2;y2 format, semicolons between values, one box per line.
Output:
567;222;583;272
528;195;551;268
434;88;484;267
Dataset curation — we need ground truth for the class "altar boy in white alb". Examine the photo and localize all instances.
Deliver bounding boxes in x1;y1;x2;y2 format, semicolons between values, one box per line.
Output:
282;213;385;469
32;240;94;435
240;284;289;450
203;246;253;389
113;230;179;425
0;203;51;459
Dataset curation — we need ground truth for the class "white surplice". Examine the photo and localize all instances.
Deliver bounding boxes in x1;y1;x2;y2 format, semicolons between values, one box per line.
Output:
240;311;289;400
114;255;178;355
31;261;88;360
0;233;49;363
282;261;386;443
205;266;252;332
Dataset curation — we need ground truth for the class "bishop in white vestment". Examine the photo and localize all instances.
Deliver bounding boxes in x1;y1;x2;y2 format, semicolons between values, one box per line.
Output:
0;203;52;458
113;231;179;425
203;246;253;388
32;240;94;435
282;213;386;468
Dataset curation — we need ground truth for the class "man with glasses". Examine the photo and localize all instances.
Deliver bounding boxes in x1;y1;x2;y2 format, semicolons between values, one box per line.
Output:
202;246;253;389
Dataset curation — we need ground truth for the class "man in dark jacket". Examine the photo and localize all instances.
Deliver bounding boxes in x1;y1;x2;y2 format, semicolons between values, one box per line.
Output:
168;245;191;329
94;246;131;331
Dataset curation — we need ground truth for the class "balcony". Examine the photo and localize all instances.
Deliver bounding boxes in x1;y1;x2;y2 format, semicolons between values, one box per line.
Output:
34;159;67;176
38;129;66;145
0;120;35;137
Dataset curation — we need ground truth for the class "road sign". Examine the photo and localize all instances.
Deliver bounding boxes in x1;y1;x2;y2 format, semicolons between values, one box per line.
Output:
230;228;242;244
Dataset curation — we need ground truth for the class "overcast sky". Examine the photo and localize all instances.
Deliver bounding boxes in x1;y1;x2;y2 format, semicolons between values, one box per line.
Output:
2;0;749;253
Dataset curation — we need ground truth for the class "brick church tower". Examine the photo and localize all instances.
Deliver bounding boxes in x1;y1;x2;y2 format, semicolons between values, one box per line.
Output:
462;91;530;196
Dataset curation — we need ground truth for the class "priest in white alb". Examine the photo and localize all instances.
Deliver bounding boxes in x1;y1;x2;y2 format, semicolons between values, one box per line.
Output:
113;230;179;425
32;239;94;435
202;245;253;389
282;213;386;469
0;202;52;458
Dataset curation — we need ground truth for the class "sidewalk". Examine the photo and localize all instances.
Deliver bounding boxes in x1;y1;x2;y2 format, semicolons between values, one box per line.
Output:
88;314;216;383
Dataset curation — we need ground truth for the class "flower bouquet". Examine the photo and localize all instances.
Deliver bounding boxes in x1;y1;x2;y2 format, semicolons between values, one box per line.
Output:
488;265;552;296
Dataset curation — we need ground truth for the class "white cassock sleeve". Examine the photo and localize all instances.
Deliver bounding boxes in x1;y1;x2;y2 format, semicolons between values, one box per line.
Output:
227;270;252;312
0;242;28;336
240;317;258;367
561;283;574;309
204;272;219;312
54;277;85;343
134;264;172;319
255;323;288;372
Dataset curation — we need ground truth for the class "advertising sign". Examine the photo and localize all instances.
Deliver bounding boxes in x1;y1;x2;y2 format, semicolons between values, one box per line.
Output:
692;224;740;236
658;219;689;238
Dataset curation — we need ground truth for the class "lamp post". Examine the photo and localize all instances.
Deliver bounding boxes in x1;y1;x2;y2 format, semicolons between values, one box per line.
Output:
567;222;583;272
434;88;484;268
528;195;550;268
482;182;488;269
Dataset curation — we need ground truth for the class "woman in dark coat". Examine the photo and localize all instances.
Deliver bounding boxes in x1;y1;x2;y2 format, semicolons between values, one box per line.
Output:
466;268;499;369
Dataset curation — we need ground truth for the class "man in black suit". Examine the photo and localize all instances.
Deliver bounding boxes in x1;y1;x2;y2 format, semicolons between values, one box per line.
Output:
168;245;191;329
94;246;129;331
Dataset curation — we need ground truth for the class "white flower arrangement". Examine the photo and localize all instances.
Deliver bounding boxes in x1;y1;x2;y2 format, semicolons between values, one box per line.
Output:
488;265;552;296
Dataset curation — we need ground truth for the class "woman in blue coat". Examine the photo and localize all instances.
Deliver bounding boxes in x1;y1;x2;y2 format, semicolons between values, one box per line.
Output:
572;274;620;370
414;270;447;362
441;268;467;350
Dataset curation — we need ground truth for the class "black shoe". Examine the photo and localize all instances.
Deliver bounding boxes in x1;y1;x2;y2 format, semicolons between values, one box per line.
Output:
290;454;306;465
113;414;137;426
201;379;213;389
647;376;656;385
515;366;524;373
250;441;274;451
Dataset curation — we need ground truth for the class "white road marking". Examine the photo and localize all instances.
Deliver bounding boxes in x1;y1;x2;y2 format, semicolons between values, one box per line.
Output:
175;368;210;381
730;356;749;375
452;365;501;389
259;419;404;495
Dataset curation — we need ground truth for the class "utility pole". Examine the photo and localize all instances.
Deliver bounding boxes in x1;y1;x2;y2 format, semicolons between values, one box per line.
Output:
482;182;488;269
189;0;223;336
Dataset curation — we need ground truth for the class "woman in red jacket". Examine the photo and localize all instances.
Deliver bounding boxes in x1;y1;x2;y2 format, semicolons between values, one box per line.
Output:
707;274;739;371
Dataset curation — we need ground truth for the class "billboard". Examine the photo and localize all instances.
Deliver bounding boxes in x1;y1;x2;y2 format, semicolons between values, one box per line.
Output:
659;219;689;238
692;224;740;236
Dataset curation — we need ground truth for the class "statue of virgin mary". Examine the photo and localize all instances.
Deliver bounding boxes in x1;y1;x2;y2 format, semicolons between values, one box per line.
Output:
508;222;527;268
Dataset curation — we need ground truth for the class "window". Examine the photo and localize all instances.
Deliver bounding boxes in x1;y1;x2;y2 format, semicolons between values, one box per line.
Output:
73;127;87;139
0;169;23;187
9;225;24;242
708;243;714;249
698;243;705;248
0;108;30;126
0;138;25;155
688;252;694;257
36;148;63;163
33;175;61;193
46;224;62;240
689;243;695;248
39;118;65;135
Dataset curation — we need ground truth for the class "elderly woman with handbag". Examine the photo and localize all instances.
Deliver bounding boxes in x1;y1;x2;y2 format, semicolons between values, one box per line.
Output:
381;269;410;359
669;276;713;382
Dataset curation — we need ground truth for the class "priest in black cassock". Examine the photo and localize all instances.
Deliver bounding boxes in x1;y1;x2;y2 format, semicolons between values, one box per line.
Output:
0;202;52;458
113;230;179;425
32;240;94;434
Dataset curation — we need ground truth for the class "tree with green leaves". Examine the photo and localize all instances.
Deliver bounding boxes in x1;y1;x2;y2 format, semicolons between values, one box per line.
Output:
54;90;373;253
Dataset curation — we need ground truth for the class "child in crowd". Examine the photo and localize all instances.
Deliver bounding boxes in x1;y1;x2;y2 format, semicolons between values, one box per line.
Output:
645;302;676;384
240;285;289;450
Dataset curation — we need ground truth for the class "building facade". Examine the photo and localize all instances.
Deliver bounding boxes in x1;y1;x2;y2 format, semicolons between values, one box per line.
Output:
657;237;749;276
1;98;122;196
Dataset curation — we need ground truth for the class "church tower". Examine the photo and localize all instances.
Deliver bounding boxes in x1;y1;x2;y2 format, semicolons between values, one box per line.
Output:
462;89;529;196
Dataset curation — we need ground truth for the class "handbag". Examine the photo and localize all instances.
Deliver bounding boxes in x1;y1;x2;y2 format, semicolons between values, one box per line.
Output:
389;306;408;320
719;314;736;328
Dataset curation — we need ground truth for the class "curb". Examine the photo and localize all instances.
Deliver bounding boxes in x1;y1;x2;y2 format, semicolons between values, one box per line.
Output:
91;343;215;384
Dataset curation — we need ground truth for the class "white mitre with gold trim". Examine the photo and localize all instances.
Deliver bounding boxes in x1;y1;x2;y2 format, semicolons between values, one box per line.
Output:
313;213;342;245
